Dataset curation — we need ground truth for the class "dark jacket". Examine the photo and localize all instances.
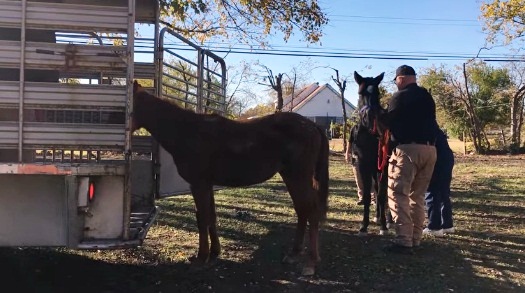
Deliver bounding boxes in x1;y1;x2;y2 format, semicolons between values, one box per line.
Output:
387;83;439;144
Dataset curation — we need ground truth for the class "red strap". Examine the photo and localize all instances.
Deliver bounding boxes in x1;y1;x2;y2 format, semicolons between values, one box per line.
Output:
377;129;390;172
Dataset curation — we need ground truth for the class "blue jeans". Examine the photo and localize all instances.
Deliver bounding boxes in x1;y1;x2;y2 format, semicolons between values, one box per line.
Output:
425;148;454;230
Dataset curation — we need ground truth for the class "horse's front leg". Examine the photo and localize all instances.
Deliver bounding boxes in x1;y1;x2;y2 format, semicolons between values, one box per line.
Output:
191;184;213;266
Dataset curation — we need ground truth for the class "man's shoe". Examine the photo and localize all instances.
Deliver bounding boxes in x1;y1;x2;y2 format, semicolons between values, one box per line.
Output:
423;228;444;237
357;200;364;205
442;227;455;234
383;242;413;254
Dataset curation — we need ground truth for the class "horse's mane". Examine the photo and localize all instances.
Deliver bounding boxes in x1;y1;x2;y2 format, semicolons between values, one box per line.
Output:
135;90;225;123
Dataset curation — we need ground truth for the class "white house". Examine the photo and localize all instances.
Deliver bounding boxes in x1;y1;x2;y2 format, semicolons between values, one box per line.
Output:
281;83;356;131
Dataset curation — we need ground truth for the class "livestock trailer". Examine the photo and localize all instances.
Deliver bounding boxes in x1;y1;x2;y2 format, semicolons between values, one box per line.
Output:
0;0;227;248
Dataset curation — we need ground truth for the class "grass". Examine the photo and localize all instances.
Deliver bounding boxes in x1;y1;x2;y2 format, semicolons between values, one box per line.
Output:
0;148;524;292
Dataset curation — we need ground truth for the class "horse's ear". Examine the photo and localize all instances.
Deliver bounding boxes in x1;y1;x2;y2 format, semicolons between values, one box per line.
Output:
375;72;385;84
354;71;363;84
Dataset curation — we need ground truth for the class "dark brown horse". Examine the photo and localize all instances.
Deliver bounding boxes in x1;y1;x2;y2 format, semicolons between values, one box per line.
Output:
352;72;391;236
132;81;329;275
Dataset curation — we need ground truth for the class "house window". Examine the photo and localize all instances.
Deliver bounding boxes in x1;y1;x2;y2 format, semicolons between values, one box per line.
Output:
327;99;330;104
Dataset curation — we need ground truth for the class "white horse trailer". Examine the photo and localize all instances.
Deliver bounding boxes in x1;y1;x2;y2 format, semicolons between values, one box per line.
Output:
0;0;227;248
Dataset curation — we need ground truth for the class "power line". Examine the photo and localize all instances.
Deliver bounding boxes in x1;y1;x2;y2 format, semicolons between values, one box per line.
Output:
153;42;524;62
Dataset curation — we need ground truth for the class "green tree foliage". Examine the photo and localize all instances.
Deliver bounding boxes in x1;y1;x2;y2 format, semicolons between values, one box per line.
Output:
239;102;275;118
419;62;512;153
481;0;525;44
159;0;328;45
468;62;511;128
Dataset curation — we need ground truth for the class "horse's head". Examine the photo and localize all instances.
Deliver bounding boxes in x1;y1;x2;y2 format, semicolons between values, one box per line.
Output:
353;71;385;134
131;80;145;132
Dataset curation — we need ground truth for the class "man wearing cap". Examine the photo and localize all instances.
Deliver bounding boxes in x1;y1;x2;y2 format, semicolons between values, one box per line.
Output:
383;65;440;253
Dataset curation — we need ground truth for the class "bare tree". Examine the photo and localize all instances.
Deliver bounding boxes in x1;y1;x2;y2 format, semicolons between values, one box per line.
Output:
259;66;284;112
331;68;348;151
506;61;525;152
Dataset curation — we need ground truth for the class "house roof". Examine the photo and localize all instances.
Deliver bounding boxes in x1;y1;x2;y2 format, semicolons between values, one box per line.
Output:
281;83;356;113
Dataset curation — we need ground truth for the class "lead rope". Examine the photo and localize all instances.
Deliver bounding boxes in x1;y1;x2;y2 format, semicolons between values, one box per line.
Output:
377;128;390;181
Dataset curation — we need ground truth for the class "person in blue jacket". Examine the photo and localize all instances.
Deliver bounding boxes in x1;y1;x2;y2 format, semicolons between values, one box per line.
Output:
423;129;455;237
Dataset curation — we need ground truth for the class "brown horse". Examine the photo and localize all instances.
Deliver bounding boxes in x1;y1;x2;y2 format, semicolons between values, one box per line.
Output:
132;81;329;275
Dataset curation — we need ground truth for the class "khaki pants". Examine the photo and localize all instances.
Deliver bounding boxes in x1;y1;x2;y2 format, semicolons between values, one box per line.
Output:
388;144;437;247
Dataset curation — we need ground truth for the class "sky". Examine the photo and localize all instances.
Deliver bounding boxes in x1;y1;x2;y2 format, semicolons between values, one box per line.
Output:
138;0;517;107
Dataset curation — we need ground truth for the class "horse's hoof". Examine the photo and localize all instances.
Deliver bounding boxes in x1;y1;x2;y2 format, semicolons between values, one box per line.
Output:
209;250;221;261
357;231;368;237
282;254;299;264
379;229;388;236
301;266;315;276
188;261;206;272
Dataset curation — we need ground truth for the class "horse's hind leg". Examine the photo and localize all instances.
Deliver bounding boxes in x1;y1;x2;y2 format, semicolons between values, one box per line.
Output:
282;213;307;264
376;170;389;234
357;161;373;235
303;216;321;276
208;193;221;260
280;171;320;276
190;184;214;266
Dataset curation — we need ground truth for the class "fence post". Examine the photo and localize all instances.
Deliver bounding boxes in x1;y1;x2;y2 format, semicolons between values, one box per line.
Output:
463;131;467;155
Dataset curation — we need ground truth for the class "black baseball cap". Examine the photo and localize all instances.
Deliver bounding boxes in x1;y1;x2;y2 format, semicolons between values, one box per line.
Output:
394;65;416;80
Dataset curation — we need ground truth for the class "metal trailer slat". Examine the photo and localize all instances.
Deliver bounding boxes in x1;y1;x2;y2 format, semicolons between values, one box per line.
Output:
0;0;22;28
0;41;19;68
0;41;127;73
58;62;155;80
131;135;153;153
0;1;129;32
0;0;157;29
0;82;126;108
130;62;155;79
0;122;19;146
24;82;126;108
0;1;128;32
0;82;19;106
24;123;125;147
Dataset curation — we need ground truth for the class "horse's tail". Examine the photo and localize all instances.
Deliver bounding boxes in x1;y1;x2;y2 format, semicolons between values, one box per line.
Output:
314;126;330;222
